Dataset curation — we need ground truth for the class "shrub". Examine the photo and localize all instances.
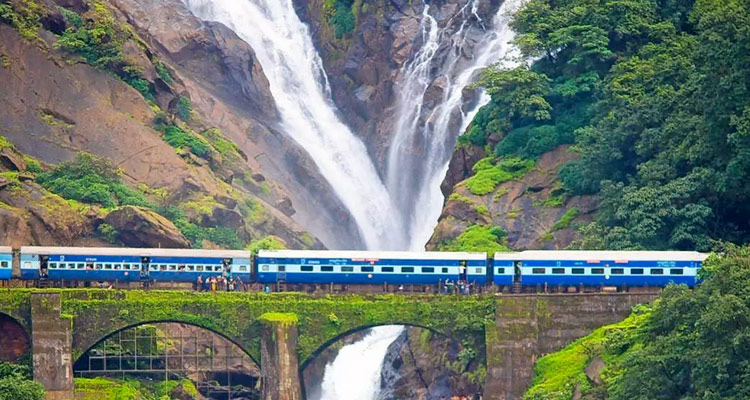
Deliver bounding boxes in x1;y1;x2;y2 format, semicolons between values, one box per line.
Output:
247;235;287;255
176;96;192;122
37;153;151;209
154;62;173;85
324;0;356;38
551;208;579;231
163;125;211;158
465;157;534;195
159;205;243;249
438;225;509;255
0;362;44;400
96;223;118;243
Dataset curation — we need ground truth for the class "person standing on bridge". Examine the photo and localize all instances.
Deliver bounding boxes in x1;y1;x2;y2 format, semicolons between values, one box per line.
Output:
196;275;203;292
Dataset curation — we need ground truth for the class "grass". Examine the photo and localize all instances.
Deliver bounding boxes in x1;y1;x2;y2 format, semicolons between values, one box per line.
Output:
465;157;535;195
551;208;579;231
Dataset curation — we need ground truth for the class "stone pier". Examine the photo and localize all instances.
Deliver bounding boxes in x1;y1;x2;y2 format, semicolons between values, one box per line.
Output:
30;293;74;400
259;313;303;400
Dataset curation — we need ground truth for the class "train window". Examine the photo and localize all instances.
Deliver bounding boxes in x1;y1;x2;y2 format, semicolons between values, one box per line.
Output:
206;266;214;272
168;265;176;271
442;267;449;273
0;261;7;268
552;268;565;274
150;265;157;271
77;263;85;269
261;265;270;271
361;266;374;272
381;267;394;273
239;266;248;272
96;264;103;270
631;268;644;275
532;268;546;274
572;268;585;274
611;268;625;275
197;266;204;271
670;269;684;275
402;267;414;273
475;268;483;273
591;268;605;275
422;267;435;273
497;267;505;274
114;264;121;270
651;269;664;275
301;266;314;272
50;263;58;269
321;266;334;272
215;266;223;272
187;265;195;271
132;264;139;270
104;264;112;270
278;266;286;272
342;266;354;272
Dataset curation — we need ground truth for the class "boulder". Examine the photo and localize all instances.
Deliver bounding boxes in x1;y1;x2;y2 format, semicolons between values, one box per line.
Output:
0;147;27;172
105;206;191;248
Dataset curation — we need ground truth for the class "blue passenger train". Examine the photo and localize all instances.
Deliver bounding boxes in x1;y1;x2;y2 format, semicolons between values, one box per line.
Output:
256;250;487;285
0;246;708;291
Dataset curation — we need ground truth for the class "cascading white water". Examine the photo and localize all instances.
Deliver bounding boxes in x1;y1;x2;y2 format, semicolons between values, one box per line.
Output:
386;0;526;249
314;326;405;400
183;0;405;251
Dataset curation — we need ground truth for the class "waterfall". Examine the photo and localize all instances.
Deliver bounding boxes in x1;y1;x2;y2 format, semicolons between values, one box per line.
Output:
314;326;405;400
385;0;525;249
183;0;405;251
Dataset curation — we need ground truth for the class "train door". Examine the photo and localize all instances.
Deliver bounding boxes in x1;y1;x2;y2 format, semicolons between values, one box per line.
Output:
39;255;49;279
514;261;522;284
222;258;231;278
140;257;150;280
459;260;468;282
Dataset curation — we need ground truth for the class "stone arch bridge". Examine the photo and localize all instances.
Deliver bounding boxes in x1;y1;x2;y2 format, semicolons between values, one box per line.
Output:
0;290;657;400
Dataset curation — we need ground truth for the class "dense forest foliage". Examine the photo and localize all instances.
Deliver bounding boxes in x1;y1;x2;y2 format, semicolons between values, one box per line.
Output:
524;245;750;400
464;0;750;251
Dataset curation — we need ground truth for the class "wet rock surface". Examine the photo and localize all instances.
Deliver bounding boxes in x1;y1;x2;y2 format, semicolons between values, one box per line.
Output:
104;206;191;248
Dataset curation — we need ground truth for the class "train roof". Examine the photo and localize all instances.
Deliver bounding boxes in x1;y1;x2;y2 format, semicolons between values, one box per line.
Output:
20;246;250;258
494;250;708;262
0;246;11;253
258;249;487;260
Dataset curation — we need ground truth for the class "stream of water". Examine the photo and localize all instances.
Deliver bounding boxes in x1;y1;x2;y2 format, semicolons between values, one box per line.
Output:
183;0;522;396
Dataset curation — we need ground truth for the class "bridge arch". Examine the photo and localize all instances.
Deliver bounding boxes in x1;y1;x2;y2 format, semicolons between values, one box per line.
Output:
300;322;449;372
0;312;31;362
74;319;260;368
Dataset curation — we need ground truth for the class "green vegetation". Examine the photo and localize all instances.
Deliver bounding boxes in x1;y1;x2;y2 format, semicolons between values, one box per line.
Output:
163;125;211;158
0;1;43;41
96;223;119;244
550;208;579;232
259;312;299;326
323;0;356;38
37;153;151;209
524;245;750;399
247;235;286;255
465;0;750;250
465;157;535;195
439;225;510;255
158;205;242;249
176;96;192;122
524;308;651;400
54;1;155;100
154;62;173;85
0;362;44;400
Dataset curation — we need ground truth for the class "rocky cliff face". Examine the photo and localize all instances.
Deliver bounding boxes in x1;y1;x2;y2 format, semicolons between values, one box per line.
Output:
429;145;596;250
295;0;500;168
0;0;360;249
378;327;482;400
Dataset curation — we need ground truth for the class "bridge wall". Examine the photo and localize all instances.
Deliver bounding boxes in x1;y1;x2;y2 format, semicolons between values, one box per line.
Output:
0;290;658;399
484;293;658;400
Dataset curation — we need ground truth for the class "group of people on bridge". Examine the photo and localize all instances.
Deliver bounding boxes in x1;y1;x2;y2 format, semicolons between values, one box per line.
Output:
195;274;244;292
440;279;477;295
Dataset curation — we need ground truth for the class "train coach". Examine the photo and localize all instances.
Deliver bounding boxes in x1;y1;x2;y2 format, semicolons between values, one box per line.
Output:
255;250;488;285
0;247;12;280
18;247;251;283
495;250;708;289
